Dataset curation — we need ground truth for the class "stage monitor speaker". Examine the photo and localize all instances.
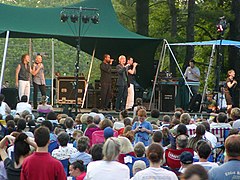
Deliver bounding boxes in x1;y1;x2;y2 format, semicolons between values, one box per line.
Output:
1;88;18;109
56;77;86;105
160;85;175;112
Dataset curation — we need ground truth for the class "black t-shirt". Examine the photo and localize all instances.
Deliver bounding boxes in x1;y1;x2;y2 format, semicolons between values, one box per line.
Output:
4;158;21;180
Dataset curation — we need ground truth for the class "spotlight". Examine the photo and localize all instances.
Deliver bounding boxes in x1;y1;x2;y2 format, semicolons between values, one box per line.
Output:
91;15;99;24
70;14;78;23
60;12;68;22
82;15;90;23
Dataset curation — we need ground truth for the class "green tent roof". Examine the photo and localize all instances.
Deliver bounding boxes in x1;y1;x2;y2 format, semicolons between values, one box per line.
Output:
0;0;162;87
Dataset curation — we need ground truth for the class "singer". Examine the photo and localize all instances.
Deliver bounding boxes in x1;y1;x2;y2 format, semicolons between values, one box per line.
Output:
224;69;237;112
32;54;46;109
15;54;32;102
115;55;129;112
100;54;113;111
126;56;138;110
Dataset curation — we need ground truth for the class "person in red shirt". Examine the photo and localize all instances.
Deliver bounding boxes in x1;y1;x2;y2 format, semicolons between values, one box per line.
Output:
69;160;86;180
20;126;66;180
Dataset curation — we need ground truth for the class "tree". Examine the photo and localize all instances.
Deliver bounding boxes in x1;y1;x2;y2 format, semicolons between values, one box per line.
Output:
184;0;195;69
136;0;149;36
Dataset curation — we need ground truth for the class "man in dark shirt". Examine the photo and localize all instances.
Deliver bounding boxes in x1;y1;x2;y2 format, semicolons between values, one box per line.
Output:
100;54;113;111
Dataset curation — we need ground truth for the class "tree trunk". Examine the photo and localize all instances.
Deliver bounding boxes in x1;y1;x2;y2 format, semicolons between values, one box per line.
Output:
184;0;195;69
168;0;177;76
136;0;149;36
229;0;240;106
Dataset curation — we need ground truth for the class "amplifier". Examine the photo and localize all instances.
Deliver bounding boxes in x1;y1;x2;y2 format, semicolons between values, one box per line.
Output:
56;76;86;105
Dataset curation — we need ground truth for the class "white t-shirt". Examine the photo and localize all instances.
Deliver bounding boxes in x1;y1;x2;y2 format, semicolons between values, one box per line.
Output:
132;167;178;180
193;161;219;171
204;131;217;148
16;102;32;115
85;160;130;180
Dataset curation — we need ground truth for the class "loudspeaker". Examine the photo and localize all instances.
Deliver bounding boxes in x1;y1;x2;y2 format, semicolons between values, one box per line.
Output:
188;94;202;112
1;88;18;109
160;85;175;112
56;77;86;105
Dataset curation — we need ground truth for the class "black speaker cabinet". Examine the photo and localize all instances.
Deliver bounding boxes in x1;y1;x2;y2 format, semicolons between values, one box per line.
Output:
160;84;176;112
1;88;18;109
56;77;86;105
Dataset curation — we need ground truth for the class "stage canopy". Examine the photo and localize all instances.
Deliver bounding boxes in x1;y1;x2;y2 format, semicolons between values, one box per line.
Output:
0;0;162;87
169;39;240;48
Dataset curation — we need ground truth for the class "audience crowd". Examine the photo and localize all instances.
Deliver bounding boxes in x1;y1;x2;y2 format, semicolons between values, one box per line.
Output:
0;93;240;180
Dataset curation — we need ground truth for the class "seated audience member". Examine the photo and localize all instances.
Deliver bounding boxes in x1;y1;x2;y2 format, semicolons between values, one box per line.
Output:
104;127;114;140
52;132;78;160
74;113;83;130
20;126;66;180
46;111;58;125
168;123;188;149
180;113;197;131
85;137;130;180
146;109;160;125
118;136;135;164
125;142;150;177
17;119;34;138
41;120;58;153
133;98;144;118
132;143;178;180
6;120;15;135
165;134;194;170
69;160;86;180
65;117;75;138
204;93;217;113
0;94;11;119
201;121;217;148
16;95;32;115
37;95;53;114
210;112;232;129
80;114;89;132
93;115;101;126
132;160;146;177
132;109;153;146
231;107;240;129
179;151;194;173
90;143;103;161
84;116;100;146
0;133;36;180
193;141;218;171
5;114;14;123
72;130;83;148
182;164;208;180
160;115;171;129
69;136;92;165
187;124;206;151
209;135;240;179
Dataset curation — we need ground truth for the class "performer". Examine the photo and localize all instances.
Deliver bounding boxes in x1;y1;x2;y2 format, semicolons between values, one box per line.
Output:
100;54;113;111
184;59;200;95
126;56;138;110
32;55;46;109
224;69;237;111
15;54;32;102
115;55;129;112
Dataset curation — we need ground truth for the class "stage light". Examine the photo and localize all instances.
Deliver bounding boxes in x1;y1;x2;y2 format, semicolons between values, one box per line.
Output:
82;15;90;23
70;14;78;23
91;14;99;24
60;12;68;22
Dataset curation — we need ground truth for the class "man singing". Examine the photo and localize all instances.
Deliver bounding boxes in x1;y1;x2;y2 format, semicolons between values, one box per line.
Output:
100;54;113;111
126;57;138;110
32;55;46;109
115;55;129;112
